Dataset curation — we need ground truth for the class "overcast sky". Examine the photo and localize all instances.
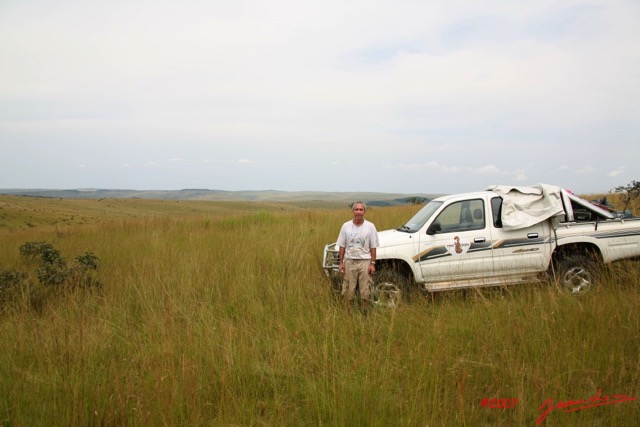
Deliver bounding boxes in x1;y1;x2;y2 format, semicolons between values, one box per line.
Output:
1;0;638;195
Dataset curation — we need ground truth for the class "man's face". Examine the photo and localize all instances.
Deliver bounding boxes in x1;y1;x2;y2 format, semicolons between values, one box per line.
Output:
352;204;365;220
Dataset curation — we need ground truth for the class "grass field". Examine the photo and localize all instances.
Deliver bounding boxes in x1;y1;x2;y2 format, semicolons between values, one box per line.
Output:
0;195;639;426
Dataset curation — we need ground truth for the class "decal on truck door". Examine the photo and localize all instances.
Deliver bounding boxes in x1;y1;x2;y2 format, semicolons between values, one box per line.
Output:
447;236;470;255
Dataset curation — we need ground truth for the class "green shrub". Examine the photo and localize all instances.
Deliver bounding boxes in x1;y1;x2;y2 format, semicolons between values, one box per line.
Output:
0;270;28;306
19;242;100;288
0;242;101;313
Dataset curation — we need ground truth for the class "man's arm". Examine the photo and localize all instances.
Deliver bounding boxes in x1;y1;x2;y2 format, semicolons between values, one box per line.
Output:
368;247;376;274
339;246;346;274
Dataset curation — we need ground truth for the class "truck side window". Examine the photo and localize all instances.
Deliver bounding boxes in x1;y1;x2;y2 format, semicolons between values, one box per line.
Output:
491;197;503;228
433;199;485;233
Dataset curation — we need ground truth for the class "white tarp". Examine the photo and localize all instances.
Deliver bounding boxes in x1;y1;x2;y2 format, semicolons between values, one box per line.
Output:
486;183;565;230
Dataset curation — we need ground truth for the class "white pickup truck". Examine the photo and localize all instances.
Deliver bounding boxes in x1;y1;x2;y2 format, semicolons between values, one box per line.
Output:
323;184;640;305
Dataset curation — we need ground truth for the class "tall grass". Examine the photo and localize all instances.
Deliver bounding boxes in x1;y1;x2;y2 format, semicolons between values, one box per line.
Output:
0;197;638;425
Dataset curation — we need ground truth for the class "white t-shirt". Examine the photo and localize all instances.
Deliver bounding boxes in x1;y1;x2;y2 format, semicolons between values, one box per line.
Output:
336;220;379;260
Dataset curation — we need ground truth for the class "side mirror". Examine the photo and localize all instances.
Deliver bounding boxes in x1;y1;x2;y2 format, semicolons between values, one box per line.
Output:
426;221;441;235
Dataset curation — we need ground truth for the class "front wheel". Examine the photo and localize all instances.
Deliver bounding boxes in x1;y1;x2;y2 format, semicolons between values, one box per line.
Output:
373;268;411;307
555;255;598;295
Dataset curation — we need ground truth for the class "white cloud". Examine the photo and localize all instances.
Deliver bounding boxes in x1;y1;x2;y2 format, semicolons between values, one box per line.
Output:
608;166;626;178
425;161;464;175
473;164;502;176
395;161;464;174
576;165;598;175
515;172;528;182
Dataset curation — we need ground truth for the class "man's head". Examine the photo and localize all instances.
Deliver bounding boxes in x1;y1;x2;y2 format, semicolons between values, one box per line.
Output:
352;201;367;212
352;201;366;223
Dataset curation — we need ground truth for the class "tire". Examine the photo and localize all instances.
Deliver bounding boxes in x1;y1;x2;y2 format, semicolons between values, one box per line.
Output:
555;255;598;295
373;267;411;307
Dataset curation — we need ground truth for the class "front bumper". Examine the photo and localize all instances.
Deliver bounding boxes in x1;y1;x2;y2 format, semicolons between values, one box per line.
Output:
322;242;341;287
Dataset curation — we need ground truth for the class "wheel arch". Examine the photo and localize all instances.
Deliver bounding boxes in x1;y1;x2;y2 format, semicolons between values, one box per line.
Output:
551;242;603;269
377;258;415;283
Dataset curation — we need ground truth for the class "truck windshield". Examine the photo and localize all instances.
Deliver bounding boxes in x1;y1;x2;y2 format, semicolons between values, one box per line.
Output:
399;201;443;232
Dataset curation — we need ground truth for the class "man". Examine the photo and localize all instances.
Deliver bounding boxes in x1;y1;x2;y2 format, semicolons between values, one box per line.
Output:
336;201;379;312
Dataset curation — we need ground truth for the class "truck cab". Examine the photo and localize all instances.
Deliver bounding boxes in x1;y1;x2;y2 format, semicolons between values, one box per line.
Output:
380;191;553;291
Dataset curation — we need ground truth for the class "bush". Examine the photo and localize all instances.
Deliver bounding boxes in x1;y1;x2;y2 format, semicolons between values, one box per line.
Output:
612;179;640;211
0;242;101;312
19;242;100;288
0;270;28;306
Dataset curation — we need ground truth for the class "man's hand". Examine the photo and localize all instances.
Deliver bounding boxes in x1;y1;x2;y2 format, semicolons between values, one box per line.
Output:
339;262;345;274
368;263;376;275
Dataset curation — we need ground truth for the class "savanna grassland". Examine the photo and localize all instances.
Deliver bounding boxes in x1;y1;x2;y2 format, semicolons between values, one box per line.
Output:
0;194;639;426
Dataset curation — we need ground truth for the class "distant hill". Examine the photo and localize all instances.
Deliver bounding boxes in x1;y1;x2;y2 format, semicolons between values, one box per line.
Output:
0;188;443;206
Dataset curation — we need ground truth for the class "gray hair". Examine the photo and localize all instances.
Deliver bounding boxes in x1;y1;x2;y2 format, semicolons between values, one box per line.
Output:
352;201;367;211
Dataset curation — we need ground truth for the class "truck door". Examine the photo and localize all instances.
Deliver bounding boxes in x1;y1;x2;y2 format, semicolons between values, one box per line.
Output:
490;196;551;276
417;197;495;287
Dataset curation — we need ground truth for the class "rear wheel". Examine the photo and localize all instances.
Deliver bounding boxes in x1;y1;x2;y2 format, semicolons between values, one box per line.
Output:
373;267;411;307
555;255;598;295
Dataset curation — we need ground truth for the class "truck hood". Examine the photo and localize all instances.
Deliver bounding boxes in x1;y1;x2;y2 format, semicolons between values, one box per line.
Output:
376;228;416;258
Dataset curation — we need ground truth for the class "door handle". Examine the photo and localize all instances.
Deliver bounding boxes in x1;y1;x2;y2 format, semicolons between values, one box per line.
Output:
474;237;486;243
527;233;539;239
